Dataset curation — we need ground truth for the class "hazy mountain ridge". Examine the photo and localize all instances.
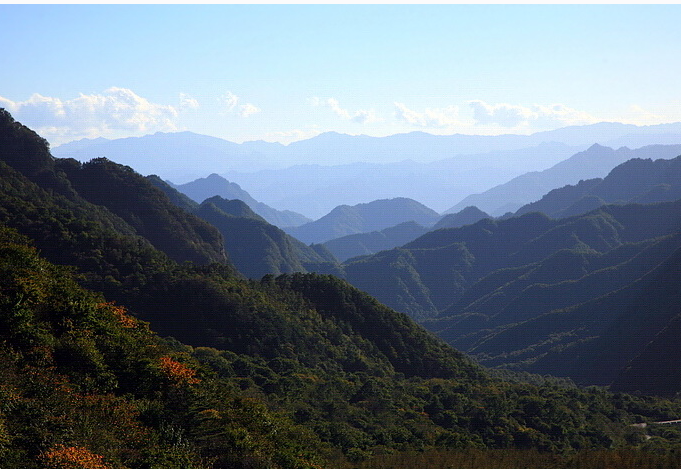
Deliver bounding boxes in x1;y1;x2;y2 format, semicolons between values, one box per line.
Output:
515;153;681;219
321;207;490;263
224;142;580;217
55;122;681;173
448;143;681;216
282;122;681;165
322;221;429;262
54;122;681;219
52;131;255;180
147;177;341;279
433;206;490;230
172;173;311;227
285;197;441;244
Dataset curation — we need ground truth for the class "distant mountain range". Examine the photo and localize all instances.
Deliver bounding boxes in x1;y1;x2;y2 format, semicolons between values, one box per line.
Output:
53;121;681;218
447;143;681;216
222;143;580;217
53;121;668;172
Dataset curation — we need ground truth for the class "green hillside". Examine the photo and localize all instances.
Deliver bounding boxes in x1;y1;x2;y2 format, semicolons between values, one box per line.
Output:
173;173;311;228
149;175;343;279
344;199;681;393
58;157;227;266
0;225;323;468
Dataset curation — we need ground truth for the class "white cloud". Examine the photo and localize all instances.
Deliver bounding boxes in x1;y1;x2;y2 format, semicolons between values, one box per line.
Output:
616;104;681;126
179;93;199;110
394;102;460;128
626;105;661;124
239;103;261;117
468;100;534;127
351;109;380;124
469;100;598;128
0;87;180;143
219;92;240;112
326;98;351;119
218;91;260;117
311;97;381;124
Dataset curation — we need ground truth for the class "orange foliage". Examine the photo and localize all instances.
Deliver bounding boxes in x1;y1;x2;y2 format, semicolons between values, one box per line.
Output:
97;301;136;328
159;355;201;385
42;445;110;469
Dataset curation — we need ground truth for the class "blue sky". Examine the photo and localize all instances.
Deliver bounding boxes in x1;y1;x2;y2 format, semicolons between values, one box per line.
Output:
2;4;681;146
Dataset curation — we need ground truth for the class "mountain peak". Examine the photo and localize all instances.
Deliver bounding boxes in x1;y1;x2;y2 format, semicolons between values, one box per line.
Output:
587;143;611;151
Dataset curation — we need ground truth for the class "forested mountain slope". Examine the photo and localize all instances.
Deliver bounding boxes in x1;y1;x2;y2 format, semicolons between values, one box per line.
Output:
150;175;342;278
286;197;440;244
0;225;324;469
322;207;489;263
58;157;228;266
323;221;429;263
173;172;311;227
433;206;490;230
344;199;681;393
515;153;681;219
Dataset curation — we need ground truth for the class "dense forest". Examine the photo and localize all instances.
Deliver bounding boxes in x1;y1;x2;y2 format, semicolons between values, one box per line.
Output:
342;176;681;393
2;107;681;468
